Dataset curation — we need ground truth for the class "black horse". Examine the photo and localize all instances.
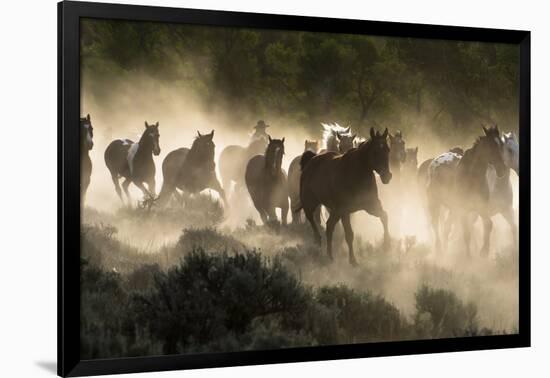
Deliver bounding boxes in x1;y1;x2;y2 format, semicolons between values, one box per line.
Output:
299;128;392;266
388;131;406;184
80;114;94;204
427;126;506;256
219;138;267;200
288;140;319;224
104;122;161;205
157;130;227;208
245;137;289;225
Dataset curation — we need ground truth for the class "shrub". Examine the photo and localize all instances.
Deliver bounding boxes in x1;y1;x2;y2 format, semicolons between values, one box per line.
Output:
413;285;479;338
313;285;408;344
132;248;311;354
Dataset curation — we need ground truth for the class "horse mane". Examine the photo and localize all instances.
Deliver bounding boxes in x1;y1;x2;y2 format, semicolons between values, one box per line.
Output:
264;139;284;170
321;122;351;150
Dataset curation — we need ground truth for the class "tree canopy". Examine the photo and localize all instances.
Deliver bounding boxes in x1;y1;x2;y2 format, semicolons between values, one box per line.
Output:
81;19;519;140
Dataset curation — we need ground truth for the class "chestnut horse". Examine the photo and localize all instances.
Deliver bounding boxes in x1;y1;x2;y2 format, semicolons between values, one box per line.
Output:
157;130;227;208
299;128;392;266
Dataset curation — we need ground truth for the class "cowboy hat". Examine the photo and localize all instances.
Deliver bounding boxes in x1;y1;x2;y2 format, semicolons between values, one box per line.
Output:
254;120;270;129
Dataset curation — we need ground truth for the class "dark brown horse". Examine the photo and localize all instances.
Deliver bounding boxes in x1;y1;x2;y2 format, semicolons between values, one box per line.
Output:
157;130;227;208
288;140;320;224
219;138;267;199
427;126;506;256
104;122;161;205
299;128;392;266
388;131;406;184
245;137;289;225
80;114;94;205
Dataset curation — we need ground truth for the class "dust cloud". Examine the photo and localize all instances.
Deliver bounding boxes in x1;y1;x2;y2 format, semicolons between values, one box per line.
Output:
81;73;519;333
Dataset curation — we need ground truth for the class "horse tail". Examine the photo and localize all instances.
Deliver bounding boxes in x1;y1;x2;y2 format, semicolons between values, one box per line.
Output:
300;150;317;170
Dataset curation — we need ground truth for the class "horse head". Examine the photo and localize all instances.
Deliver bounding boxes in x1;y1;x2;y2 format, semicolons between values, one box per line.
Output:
80;114;93;151
143;121;161;156
304;139;319;153
265;136;285;175
389;130;406;164
501;131;519;175
336;132;356;153
368;127;392;184
404;147;419;170
192;130;216;162
480;124;506;177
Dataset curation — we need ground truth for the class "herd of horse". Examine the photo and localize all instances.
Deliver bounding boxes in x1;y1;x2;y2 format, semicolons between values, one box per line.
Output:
80;115;519;265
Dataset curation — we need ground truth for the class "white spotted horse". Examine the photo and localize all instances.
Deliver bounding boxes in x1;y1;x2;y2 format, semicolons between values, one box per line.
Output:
104;122;161;206
427;126;507;256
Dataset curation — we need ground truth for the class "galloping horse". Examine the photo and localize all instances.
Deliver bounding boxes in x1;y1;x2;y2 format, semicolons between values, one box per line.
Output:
403;147;418;181
488;132;519;244
320;123;354;153
388;131;406;184
427;126;506;256
219;138;267;199
104;122;161;205
287;140;320;224
299;128;392;266
80;114;94;204
157;130;227;208
245;137;289;225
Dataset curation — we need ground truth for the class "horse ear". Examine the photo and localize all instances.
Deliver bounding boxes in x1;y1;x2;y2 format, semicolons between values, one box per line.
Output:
197;131;202;137
382;128;389;138
145;121;149;128
155;122;159;127
210;130;214;137
415;146;418;153
345;126;351;134
86;114;90;121
482;124;489;136
370;127;376;139
352;134;357;140
268;135;272;142
282;137;285;143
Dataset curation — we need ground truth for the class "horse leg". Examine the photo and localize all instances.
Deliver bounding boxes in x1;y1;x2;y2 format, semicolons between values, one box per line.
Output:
110;173;124;204
480;215;493;257
134;181;152;199
367;200;390;250
341;214;357;266
209;176;229;210
121;178;132;206
304;208;322;246
325;212;341;261
290;196;301;224
280;197;289;226
250;192;268;225
442;209;455;252
314;206;322;230
461;214;472;258
147;177;156;198
428;201;441;254
502;207;518;246
81;175;90;206
266;206;278;225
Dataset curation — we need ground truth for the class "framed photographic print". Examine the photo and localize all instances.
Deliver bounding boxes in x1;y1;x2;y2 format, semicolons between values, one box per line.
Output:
58;1;530;376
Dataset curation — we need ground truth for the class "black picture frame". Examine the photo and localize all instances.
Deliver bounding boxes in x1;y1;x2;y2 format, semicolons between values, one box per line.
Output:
58;1;531;376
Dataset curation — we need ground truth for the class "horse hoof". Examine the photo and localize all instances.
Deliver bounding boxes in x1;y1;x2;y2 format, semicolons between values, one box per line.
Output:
349;258;359;267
